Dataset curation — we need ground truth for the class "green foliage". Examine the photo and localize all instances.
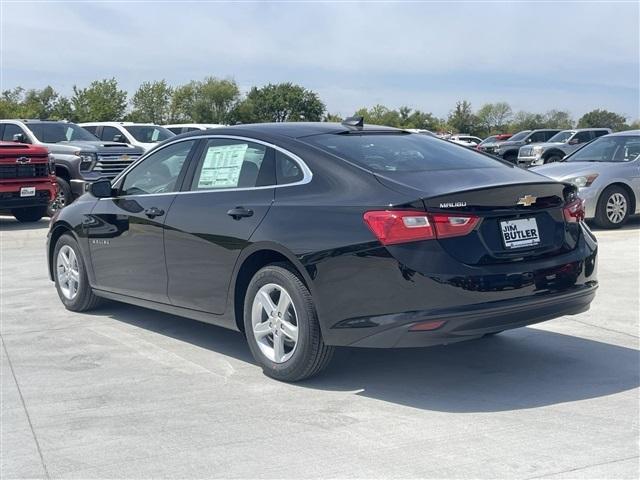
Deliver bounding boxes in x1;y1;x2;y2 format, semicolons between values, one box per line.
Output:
235;83;325;123
577;109;628;130
71;78;127;122
475;102;513;136
447;100;475;134
353;105;442;131
323;113;343;122
169;77;240;124
128;80;173;123
0;86;71;120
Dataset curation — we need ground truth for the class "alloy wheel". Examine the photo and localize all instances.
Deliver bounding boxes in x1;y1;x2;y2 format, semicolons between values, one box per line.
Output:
57;245;80;300
251;283;299;363
606;193;627;224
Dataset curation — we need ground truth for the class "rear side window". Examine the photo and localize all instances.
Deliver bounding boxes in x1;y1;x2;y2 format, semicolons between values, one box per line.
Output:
83;125;98;135
190;139;273;190
304;133;503;172
275;151;304;185
528;131;547;143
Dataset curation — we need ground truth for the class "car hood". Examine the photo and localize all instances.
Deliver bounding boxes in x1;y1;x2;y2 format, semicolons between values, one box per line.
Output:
45;141;143;154
496;140;524;148
530;162;602;181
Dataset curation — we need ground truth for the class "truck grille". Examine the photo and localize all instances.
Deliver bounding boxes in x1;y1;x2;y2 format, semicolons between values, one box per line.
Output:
0;164;49;179
93;153;141;178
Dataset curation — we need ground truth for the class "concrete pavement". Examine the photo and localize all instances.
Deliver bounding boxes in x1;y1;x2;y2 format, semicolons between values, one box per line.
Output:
1;217;638;479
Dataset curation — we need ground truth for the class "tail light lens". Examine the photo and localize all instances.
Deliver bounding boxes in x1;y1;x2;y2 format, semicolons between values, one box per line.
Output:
563;198;585;223
363;210;479;245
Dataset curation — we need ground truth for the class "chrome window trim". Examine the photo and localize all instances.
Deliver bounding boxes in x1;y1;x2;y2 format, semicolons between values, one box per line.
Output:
109;135;312;197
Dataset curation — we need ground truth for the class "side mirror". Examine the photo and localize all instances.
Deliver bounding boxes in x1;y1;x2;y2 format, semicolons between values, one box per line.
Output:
568;139;579;145
88;179;114;198
12;133;26;143
113;134;126;143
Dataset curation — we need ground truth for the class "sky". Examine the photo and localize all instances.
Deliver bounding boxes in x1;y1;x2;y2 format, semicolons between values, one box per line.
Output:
1;0;639;121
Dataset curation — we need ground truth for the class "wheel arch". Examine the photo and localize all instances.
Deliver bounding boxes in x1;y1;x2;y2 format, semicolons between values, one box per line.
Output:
54;165;71;180
230;243;314;333
602;182;637;214
542;149;565;161
47;222;76;281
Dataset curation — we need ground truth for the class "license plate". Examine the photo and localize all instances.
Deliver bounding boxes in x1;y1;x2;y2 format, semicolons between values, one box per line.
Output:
500;217;541;249
20;187;36;197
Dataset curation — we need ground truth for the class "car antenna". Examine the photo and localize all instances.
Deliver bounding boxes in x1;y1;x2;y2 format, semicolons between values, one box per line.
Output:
342;115;364;128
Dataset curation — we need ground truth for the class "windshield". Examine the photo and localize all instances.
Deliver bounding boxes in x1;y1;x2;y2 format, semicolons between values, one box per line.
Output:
479;136;497;145
29;123;98;143
124;125;174;143
508;130;531;142
548;131;574;143
566;135;640;163
304;133;505;172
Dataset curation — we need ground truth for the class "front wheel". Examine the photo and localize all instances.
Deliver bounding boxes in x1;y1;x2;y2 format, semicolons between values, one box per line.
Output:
544;154;563;164
53;233;102;311
595;186;630;229
244;264;334;382
12;206;46;223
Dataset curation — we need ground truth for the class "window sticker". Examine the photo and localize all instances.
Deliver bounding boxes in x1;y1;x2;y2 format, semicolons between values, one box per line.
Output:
197;143;248;189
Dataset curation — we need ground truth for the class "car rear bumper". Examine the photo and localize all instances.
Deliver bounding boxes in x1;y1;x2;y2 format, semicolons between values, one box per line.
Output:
338;283;596;347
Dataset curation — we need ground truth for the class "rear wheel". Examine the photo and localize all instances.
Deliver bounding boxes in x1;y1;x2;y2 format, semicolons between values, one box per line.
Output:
595;186;630;229
244;264;334;382
12;206;46;223
53;233;102;311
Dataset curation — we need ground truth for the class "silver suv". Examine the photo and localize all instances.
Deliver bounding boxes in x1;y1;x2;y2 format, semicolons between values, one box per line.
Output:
517;128;611;167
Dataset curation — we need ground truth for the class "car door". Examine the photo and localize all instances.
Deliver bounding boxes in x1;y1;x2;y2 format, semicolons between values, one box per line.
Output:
164;137;276;314
86;139;197;302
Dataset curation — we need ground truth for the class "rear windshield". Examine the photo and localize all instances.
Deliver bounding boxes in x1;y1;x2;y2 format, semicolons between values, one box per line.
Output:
304;133;504;172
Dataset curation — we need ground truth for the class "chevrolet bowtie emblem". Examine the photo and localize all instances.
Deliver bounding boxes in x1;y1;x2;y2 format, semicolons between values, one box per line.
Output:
517;195;537;207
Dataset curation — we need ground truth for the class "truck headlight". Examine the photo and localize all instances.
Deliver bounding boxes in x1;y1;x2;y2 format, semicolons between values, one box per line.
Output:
77;152;97;171
566;174;599;188
532;146;544;156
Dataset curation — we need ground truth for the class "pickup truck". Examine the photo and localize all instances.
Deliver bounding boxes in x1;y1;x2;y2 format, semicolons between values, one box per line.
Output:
0;120;143;210
517;128;612;167
0;141;57;222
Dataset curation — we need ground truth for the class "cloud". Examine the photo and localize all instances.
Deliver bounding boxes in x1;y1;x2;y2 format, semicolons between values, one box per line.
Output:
1;1;638;118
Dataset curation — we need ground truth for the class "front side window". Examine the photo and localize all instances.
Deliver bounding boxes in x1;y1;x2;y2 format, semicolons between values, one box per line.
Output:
548;131;574;143
529;131;548;143
124;125;173;143
120;140;195;195
573;131;593;144
190;139;270;190
567;136;640;163
304;133;503;172
102;126;125;143
29;123;98;143
2;124;28;142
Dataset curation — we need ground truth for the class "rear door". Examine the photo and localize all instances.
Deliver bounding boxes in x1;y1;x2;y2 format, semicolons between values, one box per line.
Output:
164;137;276;313
87;139;197;302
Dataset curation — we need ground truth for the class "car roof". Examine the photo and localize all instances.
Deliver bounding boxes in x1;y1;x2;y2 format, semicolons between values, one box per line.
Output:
169;122;402;140
79;122;159;126
607;129;640;137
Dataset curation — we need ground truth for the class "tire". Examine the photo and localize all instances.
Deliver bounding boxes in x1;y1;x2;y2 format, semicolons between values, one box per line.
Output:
53;233;102;312
594;185;630;229
544;154;563;164
244;264;334;382
48;177;73;217
503;152;517;164
12;206;46;223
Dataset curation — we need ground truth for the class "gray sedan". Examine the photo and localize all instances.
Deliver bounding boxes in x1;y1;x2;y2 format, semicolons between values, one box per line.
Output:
532;130;640;228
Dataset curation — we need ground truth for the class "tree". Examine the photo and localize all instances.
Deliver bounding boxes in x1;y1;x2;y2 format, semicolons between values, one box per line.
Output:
129;80;173;123
324;113;343;122
71;78;127;122
238;83;325;123
169;77;239;124
578;109;627;131
447;100;475;133
510;111;546;131
543;110;573;129
0;87;26;118
475;102;513;136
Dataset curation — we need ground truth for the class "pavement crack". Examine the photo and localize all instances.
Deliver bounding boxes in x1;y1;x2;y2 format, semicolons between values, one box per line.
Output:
1;335;51;479
525;455;640;479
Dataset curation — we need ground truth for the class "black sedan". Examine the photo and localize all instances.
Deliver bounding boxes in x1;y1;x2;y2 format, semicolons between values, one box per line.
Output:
47;119;598;381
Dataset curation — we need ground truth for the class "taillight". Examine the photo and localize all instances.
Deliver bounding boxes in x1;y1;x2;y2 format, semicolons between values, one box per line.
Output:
563;198;585;223
363;210;479;245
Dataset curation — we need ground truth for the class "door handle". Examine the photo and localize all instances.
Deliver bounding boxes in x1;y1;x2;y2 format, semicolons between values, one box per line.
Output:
227;206;254;220
144;207;165;219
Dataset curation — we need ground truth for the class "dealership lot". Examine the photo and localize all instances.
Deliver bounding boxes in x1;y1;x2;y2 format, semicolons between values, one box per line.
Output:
1;218;638;478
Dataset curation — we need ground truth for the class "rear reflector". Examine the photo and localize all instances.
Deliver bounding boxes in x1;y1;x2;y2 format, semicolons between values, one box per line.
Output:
363;210;479;245
409;320;446;331
563;198;585;223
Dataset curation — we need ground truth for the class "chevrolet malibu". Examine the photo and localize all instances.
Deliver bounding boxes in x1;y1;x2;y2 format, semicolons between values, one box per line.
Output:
47;120;598;381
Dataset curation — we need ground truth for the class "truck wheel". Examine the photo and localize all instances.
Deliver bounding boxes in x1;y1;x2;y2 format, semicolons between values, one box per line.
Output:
12;206;47;223
594;186;630;229
48;178;72;217
544;154;563;164
503;152;517;164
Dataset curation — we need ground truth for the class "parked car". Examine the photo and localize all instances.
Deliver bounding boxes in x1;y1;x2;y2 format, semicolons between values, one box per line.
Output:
0;120;144;210
518;128;611;167
476;133;513;152
47;120;597;381
532;130;640;228
0;141;57;222
80;122;174;151
491;129;562;163
449;134;483;148
164;123;225;135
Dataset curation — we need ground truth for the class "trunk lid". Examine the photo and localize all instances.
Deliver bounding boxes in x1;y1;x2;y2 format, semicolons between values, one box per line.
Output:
375;168;578;265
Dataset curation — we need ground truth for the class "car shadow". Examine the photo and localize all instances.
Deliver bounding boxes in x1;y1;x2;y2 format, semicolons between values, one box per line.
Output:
95;301;639;413
0;216;50;231
588;216;640;232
